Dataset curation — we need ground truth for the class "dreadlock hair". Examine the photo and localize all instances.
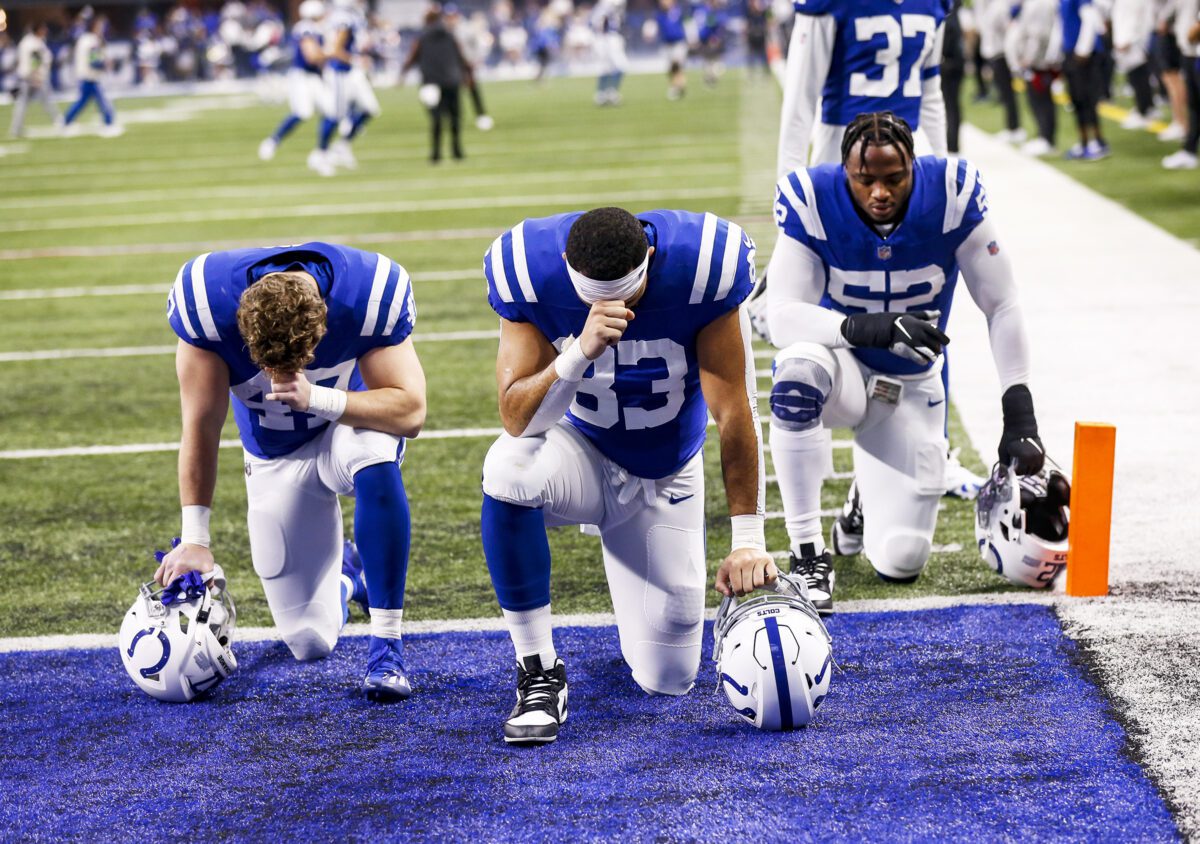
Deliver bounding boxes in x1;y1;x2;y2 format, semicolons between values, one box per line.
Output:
841;111;916;170
565;207;649;280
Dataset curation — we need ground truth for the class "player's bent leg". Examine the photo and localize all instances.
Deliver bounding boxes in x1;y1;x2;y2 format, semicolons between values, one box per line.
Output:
245;453;344;661
600;452;706;696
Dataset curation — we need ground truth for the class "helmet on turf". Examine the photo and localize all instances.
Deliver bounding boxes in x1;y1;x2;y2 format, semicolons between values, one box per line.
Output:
975;462;1071;588
119;566;238;702
712;574;833;731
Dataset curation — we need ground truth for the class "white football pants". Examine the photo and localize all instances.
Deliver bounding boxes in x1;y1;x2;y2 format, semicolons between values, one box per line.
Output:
769;343;947;580
243;422;403;660
287;68;328;120
482;420;707;696
322;66;381;122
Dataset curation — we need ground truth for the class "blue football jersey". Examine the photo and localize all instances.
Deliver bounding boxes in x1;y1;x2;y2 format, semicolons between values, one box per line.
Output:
794;0;949;129
291;20;322;73
167;242;416;459
325;8;360;71
773;156;987;375
484;210;756;479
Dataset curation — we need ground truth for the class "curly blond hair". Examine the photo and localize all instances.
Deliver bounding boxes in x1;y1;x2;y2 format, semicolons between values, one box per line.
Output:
236;271;327;374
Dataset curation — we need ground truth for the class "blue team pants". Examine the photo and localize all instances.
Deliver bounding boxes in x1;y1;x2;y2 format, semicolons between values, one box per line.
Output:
64;80;114;126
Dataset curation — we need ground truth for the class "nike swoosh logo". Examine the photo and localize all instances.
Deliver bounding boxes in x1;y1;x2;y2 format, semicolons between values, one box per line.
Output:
668;494;695;505
927;398;945;407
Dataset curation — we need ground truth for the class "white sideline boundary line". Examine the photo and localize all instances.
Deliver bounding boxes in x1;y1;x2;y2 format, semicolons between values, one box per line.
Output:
0;591;1064;654
0;329;501;363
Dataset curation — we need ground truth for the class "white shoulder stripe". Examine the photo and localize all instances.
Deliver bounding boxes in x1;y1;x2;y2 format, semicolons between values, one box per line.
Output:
172;265;198;340
943;158;978;233
189;253;220;342
794;170;827;241
509;222;538;303
359;252;392;336
715;221;744;300
689;212;719;304
488;236;514;303
382;266;412;336
777;177;804;222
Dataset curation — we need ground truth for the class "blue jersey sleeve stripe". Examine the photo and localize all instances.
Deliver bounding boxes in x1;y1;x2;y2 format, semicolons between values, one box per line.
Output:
189;253;221;342
171;263;200;340
714;220;746;301
488;235;515;303
382;265;414;336
359;252;392;336
509;221;539;303
688;212;719;304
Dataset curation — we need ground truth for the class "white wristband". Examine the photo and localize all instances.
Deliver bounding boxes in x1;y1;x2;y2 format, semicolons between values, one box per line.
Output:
730;514;766;552
554;338;593;383
307;384;348;421
181;505;212;548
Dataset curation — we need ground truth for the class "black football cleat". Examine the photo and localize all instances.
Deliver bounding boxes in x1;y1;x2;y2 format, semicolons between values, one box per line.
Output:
503;656;568;746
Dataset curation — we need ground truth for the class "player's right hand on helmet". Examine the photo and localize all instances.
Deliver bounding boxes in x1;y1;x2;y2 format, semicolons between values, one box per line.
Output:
578;300;635;360
155;541;215;588
841;310;949;364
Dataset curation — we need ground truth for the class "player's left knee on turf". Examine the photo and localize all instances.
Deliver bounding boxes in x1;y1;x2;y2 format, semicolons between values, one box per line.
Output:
629;525;704;696
868;530;932;583
278;603;342;661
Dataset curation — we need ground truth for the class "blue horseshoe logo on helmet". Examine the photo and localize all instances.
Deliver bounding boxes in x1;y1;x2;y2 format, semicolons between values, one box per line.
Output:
127;627;171;678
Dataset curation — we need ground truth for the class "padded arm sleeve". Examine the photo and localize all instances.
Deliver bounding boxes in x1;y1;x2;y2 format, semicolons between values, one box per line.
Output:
956;217;1032;391
765;232;848;349
777;13;836;177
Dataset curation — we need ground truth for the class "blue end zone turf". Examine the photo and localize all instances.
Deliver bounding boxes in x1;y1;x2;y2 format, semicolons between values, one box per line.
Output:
0;605;1178;840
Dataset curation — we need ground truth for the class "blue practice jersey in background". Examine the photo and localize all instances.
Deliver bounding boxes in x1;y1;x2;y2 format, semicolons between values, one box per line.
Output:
484;210;756;479
167;242;415;459
291;20;323;74
325;8;361;71
774;156;987;375
795;0;949;129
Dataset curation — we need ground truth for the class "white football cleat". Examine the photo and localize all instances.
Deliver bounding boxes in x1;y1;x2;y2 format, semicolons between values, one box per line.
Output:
503;656;568;745
1162;150;1199;170
1120;111;1150;130
944;448;986;500
307;148;336;177
258;137;277;161
475;114;494;131
330;138;357;169
1020;137;1053;157
1158;122;1186;142
99;123;125;138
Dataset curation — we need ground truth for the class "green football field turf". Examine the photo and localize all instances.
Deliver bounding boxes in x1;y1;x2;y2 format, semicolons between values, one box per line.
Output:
0;73;1014;638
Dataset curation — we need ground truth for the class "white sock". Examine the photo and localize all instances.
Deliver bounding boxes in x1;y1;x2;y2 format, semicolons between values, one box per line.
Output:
770;421;833;556
370;608;403;639
502;605;557;668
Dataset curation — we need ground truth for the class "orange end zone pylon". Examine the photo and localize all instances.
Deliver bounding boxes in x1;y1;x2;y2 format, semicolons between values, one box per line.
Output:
1066;422;1117;597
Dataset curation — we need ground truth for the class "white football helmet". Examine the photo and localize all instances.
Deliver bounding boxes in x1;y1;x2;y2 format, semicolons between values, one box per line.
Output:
712;574;834;731
298;0;325;20
119;567;238;703
975;462;1071;588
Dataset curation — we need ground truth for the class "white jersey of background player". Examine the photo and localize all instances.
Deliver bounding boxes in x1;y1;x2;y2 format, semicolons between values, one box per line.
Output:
592;0;630;105
778;0;950;174
766;113;1046;613
309;0;380;176
259;0;328;161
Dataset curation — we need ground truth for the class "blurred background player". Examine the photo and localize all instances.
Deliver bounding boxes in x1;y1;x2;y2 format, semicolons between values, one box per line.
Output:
1111;0;1158;129
9;21;61;138
1155;1;1189;142
403;5;474;163
654;0;690;100
980;0;1025;144
592;0;628;105
766;112;1046;613
1162;0;1200;168
941;1;966;154
1060;0;1111;159
310;0;381;176
158;242;426;700
1006;0;1063;156
446;5;494;131
62;15;122;137
259;0;327;162
776;0;949;174
480;206;772;745
694;0;729;87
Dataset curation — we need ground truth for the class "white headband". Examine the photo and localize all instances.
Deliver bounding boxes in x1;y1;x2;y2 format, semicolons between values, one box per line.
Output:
564;251;649;305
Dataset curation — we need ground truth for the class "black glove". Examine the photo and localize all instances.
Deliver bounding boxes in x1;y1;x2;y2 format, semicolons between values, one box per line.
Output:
841;311;949;364
999;384;1045;475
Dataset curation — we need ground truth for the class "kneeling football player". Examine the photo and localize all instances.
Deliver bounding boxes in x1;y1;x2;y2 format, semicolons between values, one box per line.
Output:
480;206;776;745
156;242;426;701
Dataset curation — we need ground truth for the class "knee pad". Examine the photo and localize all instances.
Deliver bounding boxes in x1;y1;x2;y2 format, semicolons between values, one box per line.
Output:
869;531;932;582
629;642;699;697
280;610;339;661
770;343;835;432
481;435;554;507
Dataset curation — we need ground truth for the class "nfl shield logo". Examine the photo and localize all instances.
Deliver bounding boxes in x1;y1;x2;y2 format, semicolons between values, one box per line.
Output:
877;245;892;260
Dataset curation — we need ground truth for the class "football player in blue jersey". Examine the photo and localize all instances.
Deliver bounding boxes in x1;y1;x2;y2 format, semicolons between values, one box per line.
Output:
765;112;1045;613
156;243;426;701
480;207;776;745
309;0;381;176
777;0;949;174
259;0;328;162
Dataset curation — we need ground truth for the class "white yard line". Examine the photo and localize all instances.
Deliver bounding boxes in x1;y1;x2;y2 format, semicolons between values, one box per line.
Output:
0;590;1064;654
0;269;482;301
0;329;500;363
0;186;736;234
